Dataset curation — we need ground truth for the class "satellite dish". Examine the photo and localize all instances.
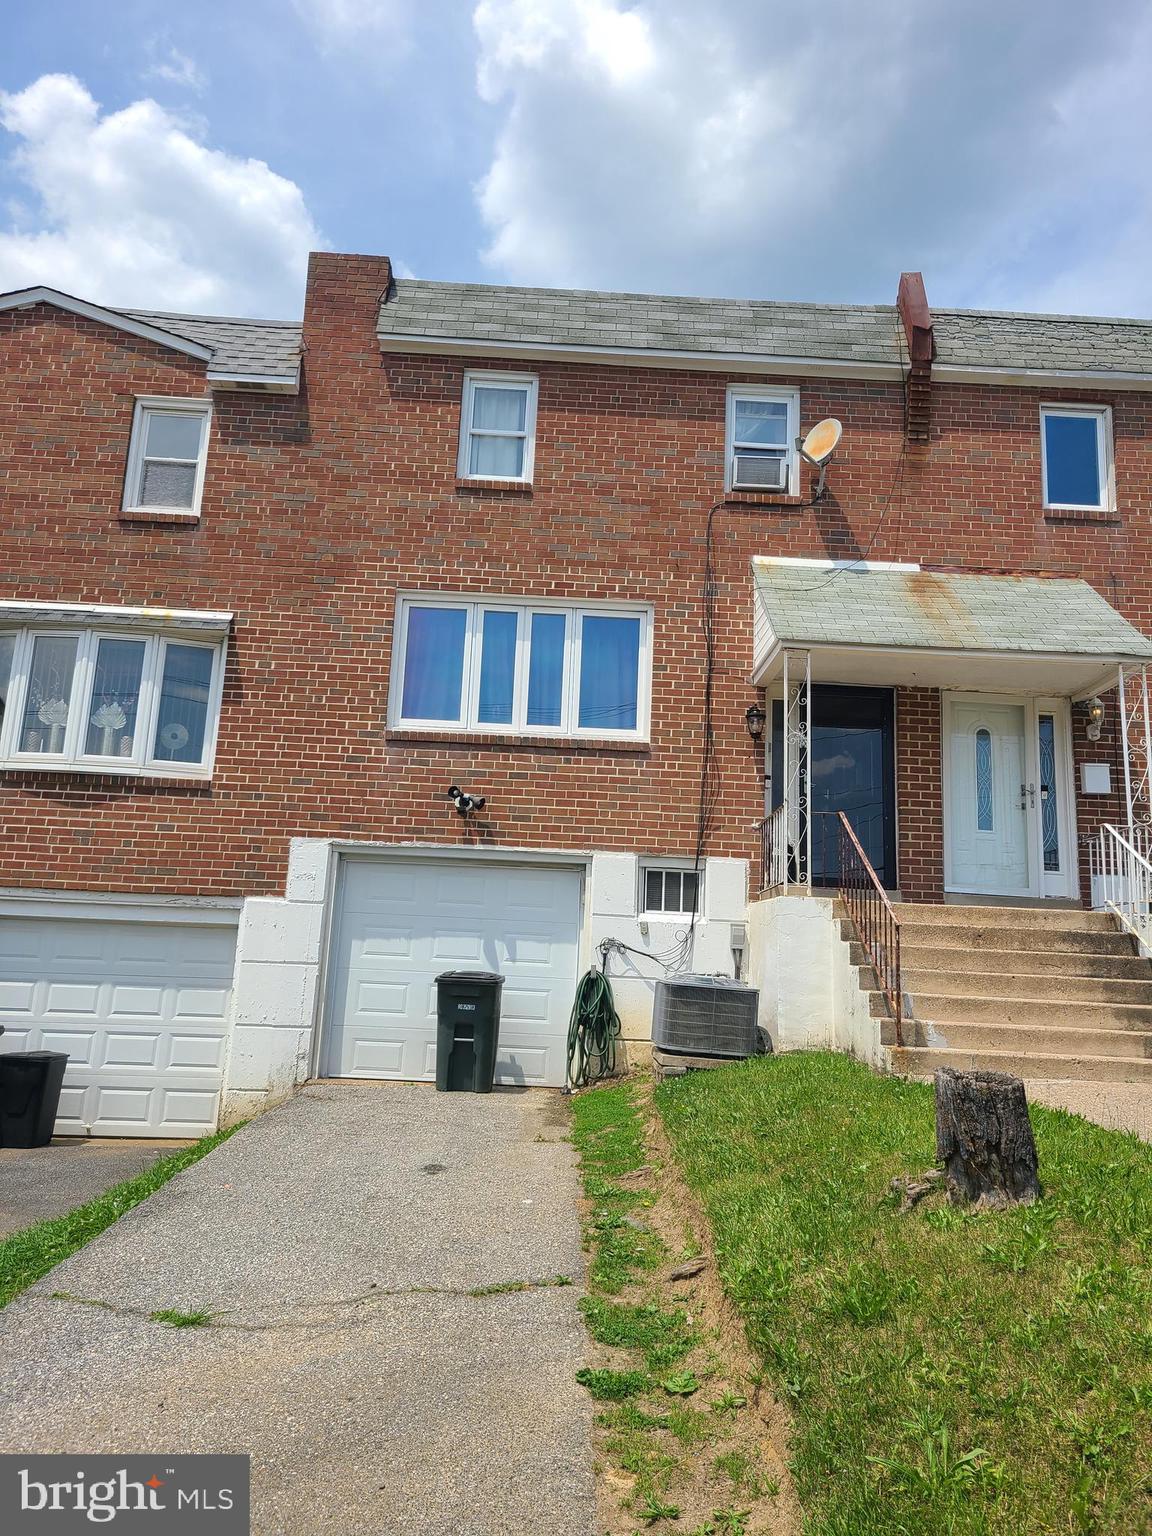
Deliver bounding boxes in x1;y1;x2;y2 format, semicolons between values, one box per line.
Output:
800;418;842;466
798;417;842;499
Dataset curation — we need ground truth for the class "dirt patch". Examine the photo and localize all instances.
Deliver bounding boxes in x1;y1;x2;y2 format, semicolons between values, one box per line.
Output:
583;1081;801;1536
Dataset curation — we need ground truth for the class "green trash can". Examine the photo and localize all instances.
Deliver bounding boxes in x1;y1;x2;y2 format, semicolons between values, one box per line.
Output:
435;972;504;1092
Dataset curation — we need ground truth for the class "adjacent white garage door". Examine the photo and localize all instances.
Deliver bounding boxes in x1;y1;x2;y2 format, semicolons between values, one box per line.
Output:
324;858;583;1088
0;911;237;1137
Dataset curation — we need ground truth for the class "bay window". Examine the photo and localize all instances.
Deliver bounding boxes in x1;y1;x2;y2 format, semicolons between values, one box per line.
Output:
0;625;225;775
392;596;651;739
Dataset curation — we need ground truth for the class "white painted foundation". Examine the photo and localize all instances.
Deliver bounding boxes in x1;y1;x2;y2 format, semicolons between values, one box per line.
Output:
220;840;749;1120
745;894;888;1069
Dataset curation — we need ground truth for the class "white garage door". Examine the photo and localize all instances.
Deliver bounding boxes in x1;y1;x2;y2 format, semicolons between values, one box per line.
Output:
0;912;237;1137
324;858;583;1088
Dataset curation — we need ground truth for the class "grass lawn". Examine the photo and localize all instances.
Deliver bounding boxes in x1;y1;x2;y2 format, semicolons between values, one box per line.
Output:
0;1124;240;1309
657;1052;1152;1536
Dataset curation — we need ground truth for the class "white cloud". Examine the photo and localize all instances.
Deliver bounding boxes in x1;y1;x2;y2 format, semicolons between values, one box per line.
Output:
0;74;325;318
145;47;207;94
471;0;1152;315
291;0;415;51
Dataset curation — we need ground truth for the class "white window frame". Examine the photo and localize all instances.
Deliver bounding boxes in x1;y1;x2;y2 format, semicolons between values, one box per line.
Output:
123;396;213;517
457;372;538;484
640;861;702;918
725;385;800;494
0;625;227;778
1039;403;1114;512
390;593;652;740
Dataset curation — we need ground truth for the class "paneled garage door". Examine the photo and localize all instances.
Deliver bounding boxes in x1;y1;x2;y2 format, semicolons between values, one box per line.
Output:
324;858;583;1088
0;912;237;1137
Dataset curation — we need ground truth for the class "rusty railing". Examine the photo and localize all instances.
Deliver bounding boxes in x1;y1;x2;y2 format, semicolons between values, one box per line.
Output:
835;810;905;1045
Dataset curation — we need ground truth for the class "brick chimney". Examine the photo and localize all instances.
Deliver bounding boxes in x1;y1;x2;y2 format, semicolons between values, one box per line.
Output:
301;251;393;365
897;271;934;444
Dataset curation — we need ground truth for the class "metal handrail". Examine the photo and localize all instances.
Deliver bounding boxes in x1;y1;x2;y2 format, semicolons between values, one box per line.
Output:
835;810;904;1046
1089;823;1152;952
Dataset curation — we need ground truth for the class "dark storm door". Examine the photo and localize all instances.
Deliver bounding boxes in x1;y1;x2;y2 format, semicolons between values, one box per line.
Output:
771;685;897;888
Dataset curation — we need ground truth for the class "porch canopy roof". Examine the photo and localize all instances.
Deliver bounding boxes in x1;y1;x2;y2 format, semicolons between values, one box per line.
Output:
752;558;1152;698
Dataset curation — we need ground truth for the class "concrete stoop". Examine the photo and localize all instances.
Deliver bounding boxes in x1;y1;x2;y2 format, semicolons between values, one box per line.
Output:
845;901;1152;1084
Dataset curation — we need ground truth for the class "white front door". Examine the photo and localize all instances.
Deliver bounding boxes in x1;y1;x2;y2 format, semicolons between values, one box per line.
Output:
944;695;1077;899
947;699;1031;896
323;857;583;1087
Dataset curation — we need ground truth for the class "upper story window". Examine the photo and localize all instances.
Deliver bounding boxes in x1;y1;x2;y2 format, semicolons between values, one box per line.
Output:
726;386;799;494
124;397;212;517
1040;404;1113;511
391;595;651;740
457;372;538;483
0;624;225;777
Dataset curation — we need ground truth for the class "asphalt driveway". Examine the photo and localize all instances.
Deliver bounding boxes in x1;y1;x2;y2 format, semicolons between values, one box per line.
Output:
0;1083;595;1536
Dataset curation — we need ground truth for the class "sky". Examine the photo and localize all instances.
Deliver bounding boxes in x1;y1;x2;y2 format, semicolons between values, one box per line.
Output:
2;0;1152;322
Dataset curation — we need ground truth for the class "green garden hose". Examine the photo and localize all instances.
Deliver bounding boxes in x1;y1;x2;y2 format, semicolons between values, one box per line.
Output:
566;967;621;1090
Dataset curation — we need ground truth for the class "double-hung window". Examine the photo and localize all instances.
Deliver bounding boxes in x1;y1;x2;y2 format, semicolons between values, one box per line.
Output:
124;397;212;516
458;372;537;482
726;386;799;493
0;625;226;775
1040;405;1113;511
392;596;651;739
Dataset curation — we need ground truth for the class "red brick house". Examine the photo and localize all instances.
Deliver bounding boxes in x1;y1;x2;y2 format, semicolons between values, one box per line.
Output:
3;253;1152;1135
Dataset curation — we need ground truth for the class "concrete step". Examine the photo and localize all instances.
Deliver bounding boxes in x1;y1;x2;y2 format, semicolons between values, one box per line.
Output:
901;924;1134;956
912;993;1152;1031
893;943;1151;980
908;1020;1152;1060
905;969;1152;1005
889;1044;1152;1083
895;903;1112;933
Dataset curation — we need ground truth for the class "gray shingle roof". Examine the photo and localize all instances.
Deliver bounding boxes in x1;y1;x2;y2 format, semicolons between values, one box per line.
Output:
122;308;302;379
752;561;1152;658
377;278;1152;376
378;279;905;363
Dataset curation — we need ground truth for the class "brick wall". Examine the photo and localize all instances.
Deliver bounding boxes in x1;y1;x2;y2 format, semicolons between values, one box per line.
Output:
896;687;944;902
1;256;1150;900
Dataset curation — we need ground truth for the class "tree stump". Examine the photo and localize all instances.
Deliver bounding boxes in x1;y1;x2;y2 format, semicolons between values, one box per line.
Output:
934;1067;1041;1209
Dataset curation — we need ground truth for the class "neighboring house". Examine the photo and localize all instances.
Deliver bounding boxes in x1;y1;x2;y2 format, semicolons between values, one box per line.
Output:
3;254;1152;1136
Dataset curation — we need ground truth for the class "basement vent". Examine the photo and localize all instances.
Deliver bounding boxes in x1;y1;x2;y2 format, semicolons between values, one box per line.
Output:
652;975;760;1058
731;453;789;492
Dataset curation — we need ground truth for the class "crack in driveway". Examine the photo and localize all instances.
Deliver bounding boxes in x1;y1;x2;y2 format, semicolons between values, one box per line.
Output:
38;1274;579;1332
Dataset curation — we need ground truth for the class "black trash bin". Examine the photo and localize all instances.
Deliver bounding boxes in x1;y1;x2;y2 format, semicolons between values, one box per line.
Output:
434;972;504;1092
0;1052;69;1148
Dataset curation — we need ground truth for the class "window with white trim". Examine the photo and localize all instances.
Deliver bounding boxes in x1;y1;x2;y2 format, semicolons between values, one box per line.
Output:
1040;404;1113;511
457;372;538;482
391;596;651;739
726;386;799;494
0;627;226;775
124;398;212;515
641;864;701;917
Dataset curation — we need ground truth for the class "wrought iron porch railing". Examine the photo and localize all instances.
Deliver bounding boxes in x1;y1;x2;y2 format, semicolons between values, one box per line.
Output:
1089;823;1152;953
836;810;905;1046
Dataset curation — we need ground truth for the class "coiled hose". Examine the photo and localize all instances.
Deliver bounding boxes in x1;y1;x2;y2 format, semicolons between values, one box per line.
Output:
566;967;621;1090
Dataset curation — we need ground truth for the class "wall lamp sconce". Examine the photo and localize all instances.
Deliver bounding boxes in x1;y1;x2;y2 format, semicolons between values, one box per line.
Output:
1086;696;1105;742
744;704;767;741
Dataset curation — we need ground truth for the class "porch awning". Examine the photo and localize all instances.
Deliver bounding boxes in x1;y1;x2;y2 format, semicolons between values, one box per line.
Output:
752;560;1152;696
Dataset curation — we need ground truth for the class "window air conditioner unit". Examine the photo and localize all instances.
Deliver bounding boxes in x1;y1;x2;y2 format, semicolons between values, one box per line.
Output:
651;975;760;1059
731;453;789;492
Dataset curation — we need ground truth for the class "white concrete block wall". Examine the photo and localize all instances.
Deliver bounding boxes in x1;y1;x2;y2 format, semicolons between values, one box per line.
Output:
220;840;332;1124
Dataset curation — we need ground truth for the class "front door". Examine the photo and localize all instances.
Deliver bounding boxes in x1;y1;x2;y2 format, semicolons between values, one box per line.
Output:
944;695;1076;898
